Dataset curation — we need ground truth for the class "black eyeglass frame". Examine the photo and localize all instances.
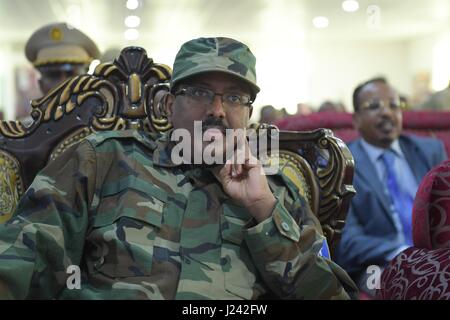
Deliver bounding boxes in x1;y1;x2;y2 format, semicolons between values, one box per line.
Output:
359;99;405;113
174;85;254;108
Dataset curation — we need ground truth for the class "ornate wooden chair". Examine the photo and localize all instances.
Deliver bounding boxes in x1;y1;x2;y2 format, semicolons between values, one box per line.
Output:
0;46;355;258
0;47;171;223
269;127;355;256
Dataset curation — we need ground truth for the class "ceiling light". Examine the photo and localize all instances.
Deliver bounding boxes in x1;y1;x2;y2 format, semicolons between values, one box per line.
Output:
342;0;359;12
124;28;139;40
312;16;329;29
126;0;139;10
125;15;140;28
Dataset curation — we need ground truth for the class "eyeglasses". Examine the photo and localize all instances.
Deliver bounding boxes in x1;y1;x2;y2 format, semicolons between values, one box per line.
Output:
360;99;404;113
174;86;253;108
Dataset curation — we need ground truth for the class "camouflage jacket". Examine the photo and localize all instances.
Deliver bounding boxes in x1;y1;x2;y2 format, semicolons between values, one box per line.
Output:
0;130;357;299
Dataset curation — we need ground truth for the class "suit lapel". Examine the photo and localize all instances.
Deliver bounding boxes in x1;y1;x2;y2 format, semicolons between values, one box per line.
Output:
352;140;398;228
399;136;428;184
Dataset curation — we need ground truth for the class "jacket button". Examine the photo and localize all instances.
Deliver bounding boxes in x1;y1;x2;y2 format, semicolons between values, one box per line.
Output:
94;256;105;268
281;222;290;232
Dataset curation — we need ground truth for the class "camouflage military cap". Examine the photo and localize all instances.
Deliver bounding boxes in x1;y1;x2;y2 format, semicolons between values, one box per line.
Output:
25;22;100;67
171;37;260;98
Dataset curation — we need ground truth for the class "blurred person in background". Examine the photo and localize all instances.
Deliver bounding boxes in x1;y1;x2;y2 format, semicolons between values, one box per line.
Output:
336;77;447;298
25;22;99;97
18;22;99;125
419;81;450;111
318;100;346;113
259;105;282;124
296;102;312;116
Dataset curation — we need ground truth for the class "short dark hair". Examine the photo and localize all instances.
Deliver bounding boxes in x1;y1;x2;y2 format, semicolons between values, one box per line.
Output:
352;77;387;112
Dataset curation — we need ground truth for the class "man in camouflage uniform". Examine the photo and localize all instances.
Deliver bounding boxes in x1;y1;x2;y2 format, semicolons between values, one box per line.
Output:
0;37;357;299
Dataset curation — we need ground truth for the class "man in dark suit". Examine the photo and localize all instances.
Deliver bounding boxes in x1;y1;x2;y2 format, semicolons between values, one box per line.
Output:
336;77;447;296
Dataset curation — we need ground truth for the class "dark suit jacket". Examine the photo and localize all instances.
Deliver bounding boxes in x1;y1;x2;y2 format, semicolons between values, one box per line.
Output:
335;135;447;281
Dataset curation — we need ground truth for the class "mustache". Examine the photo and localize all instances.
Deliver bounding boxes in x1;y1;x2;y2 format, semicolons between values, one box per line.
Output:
201;118;228;132
377;119;394;126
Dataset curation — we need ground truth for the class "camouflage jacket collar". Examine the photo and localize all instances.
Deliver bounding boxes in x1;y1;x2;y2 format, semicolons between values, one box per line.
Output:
151;129;222;186
150;129;180;168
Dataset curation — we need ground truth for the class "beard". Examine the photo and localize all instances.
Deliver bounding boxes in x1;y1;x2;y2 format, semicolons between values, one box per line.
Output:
170;118;247;166
198;118;229;165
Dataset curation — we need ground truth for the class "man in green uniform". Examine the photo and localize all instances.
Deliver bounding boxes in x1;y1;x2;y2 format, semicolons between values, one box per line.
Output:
25;22;99;96
0;37;357;299
18;22;99;124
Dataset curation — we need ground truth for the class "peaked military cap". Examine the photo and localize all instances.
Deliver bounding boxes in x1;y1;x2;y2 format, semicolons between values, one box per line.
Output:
25;22;100;67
